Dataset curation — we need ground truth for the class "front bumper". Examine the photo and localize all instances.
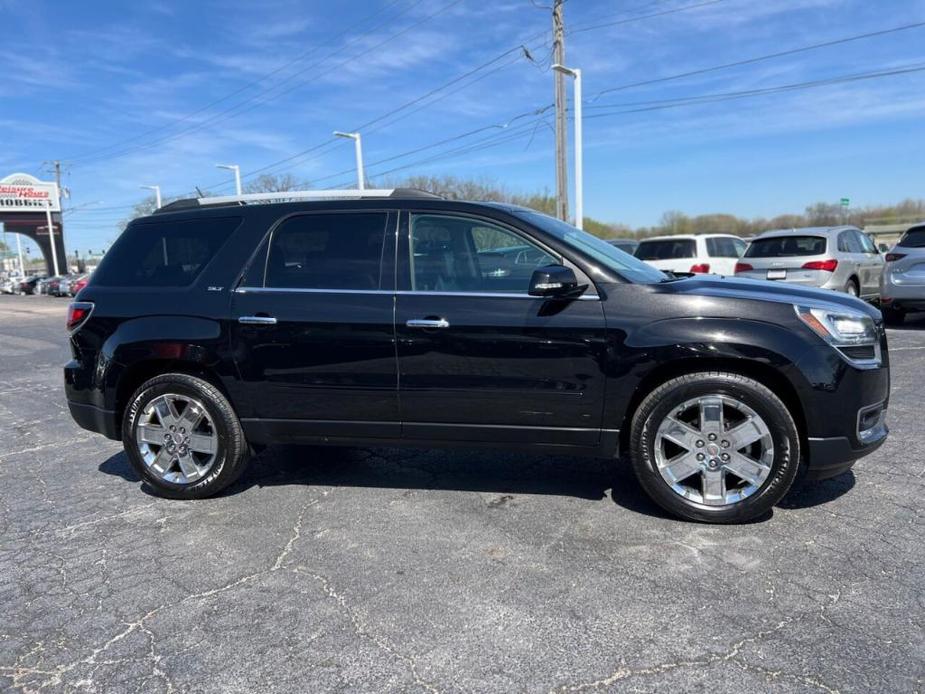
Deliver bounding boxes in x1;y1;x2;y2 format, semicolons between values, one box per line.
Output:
805;429;887;480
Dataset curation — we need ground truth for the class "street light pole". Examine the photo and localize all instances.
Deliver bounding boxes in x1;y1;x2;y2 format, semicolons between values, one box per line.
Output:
333;131;365;190
45;199;60;276
552;64;583;230
216;164;243;195
140;185;162;209
15;232;25;277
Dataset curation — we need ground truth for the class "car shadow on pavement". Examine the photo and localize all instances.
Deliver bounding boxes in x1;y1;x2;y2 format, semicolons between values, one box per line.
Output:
778;471;855;509
99;446;856;521
98;446;677;518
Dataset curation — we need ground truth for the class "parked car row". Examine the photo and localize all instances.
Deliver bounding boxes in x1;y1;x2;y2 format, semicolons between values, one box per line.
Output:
10;273;90;296
611;223;923;324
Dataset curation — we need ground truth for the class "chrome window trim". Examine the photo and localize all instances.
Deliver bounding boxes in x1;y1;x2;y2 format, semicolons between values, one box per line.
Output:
234;286;599;300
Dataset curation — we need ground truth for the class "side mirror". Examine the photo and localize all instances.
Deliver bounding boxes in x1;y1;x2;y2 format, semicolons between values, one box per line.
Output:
528;264;586;298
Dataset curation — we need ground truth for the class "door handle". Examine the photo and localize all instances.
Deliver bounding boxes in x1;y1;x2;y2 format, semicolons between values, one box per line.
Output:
406;318;450;329
238;315;277;325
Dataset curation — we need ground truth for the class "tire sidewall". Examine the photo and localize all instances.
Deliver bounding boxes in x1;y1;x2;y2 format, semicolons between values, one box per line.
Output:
122;377;235;497
631;374;800;523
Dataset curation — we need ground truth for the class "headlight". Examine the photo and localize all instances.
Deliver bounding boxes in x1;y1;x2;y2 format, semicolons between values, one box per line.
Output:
795;305;880;365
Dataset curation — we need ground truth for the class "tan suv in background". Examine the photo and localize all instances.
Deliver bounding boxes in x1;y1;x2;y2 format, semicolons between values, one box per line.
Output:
734;226;884;299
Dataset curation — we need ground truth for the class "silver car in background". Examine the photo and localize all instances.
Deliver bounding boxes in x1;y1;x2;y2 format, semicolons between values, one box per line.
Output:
880;223;925;324
734;226;884;299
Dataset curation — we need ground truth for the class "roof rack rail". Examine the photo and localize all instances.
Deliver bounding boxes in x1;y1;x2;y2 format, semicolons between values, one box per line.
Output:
155;187;441;213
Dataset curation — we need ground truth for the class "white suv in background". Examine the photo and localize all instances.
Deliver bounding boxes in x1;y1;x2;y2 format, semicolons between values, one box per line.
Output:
633;234;747;275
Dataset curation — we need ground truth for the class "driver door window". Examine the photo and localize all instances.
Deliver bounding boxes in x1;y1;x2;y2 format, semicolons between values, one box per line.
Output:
409;214;558;293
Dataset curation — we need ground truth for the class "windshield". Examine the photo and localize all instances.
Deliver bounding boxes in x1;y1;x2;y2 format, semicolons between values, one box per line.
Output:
745;235;827;258
512;210;666;284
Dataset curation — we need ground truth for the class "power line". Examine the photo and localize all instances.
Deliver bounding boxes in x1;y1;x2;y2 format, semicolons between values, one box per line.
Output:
589;20;925;100
217;0;789;189
65;0;410;163
570;0;727;35
70;0;459;166
68;0;717;175
311;105;554;186
328;62;925;187
583;62;925;117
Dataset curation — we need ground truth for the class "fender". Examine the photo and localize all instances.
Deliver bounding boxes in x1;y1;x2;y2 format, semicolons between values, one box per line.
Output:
604;317;819;438
96;316;229;411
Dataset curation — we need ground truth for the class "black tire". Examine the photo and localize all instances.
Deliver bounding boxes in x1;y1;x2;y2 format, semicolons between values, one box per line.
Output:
844;278;859;297
881;306;905;326
122;373;249;499
629;372;801;524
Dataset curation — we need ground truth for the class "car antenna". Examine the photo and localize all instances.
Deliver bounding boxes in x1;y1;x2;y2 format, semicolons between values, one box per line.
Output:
195;186;205;198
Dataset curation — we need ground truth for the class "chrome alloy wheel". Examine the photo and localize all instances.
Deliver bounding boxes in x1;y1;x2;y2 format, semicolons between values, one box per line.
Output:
653;395;774;506
135;393;218;484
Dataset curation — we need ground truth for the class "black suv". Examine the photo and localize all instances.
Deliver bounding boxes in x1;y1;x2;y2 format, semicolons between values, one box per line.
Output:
65;190;890;523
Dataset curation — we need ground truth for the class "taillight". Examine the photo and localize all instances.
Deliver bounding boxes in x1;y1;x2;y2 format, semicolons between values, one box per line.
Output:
67;302;94;332
802;259;838;272
734;262;753;273
885;253;906;263
690;263;711;273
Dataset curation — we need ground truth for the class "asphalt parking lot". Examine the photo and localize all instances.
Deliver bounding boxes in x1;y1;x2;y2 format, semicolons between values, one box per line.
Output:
0;295;922;693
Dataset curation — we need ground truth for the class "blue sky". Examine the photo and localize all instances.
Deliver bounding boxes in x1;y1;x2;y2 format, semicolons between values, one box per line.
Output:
2;0;925;255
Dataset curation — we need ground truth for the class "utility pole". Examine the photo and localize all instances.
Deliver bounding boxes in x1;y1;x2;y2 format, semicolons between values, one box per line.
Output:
552;64;583;229
552;0;569;223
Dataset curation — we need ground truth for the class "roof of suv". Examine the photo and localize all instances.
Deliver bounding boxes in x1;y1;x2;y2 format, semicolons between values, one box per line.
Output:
155;188;443;214
754;225;860;239
637;233;742;242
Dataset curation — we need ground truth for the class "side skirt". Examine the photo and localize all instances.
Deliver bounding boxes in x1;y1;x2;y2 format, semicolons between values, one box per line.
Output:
240;418;620;459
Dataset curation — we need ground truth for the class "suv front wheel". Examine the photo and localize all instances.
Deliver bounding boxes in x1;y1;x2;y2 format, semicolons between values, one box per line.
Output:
122;373;249;499
629;372;800;523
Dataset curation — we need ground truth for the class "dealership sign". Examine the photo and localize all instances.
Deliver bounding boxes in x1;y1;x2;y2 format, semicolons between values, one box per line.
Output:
0;173;60;213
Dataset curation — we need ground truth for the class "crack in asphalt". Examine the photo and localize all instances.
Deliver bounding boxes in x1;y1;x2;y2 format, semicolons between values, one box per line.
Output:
0;492;327;691
292;565;441;694
552;592;844;693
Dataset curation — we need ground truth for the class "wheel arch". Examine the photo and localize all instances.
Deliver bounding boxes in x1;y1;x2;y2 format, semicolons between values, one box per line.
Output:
617;356;807;458
114;359;232;438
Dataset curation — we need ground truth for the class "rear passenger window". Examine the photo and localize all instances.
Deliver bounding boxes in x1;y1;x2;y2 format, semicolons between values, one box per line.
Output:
92;217;241;287
264;213;388;290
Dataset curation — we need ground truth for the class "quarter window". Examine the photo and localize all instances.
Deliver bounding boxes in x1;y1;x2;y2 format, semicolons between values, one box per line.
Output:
855;231;878;254
409;214;557;293
705;237;743;258
92;217;240;287
264;213;389;290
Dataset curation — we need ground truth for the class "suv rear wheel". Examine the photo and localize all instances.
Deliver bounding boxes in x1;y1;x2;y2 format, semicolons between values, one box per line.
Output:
122;373;249;499
629;372;800;523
